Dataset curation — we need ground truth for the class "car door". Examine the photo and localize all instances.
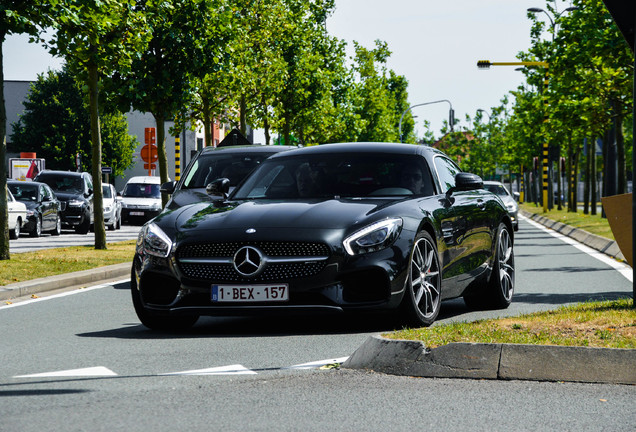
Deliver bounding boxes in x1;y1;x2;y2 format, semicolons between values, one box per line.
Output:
40;184;55;230
432;156;492;298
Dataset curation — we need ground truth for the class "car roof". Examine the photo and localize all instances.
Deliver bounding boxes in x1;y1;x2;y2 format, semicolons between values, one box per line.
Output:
267;142;447;158
198;145;296;156
36;170;87;178
8;180;48;187
126;176;161;184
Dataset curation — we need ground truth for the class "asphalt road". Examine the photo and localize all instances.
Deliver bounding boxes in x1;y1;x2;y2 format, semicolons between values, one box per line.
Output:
0;217;633;431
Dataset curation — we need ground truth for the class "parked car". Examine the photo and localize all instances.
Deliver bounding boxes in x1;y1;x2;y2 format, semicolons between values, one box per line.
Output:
102;183;122;230
483;181;519;231
7;189;27;240
8;180;62;237
132;142;515;331
120;176;162;223
161;144;297;209
34;170;94;234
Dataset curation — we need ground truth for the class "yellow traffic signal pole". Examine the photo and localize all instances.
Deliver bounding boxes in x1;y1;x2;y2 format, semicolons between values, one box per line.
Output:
477;60;550;212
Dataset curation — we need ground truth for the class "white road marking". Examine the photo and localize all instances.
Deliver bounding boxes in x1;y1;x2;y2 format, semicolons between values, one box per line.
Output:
161;364;258;376
520;215;632;282
14;366;118;378
0;279;130;310
287;357;349;370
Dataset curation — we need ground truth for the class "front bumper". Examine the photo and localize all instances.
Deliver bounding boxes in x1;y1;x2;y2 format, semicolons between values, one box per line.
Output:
132;237;411;317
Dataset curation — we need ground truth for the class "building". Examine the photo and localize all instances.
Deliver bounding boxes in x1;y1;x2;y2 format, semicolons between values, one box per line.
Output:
3;80;257;191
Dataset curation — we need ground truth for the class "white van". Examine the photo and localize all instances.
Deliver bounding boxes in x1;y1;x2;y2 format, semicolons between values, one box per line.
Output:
120;176;163;223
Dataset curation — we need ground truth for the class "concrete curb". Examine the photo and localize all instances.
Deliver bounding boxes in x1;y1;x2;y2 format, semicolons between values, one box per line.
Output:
520;210;626;262
0;262;130;302
342;335;636;385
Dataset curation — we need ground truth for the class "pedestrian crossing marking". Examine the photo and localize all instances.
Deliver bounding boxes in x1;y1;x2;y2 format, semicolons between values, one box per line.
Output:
14;366;117;378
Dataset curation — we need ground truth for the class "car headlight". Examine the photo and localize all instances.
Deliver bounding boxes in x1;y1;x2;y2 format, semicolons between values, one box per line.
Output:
150;203;162;211
343;218;402;256
68;199;84;207
506;203;517;212
137;223;173;257
26;209;35;217
104;205;112;213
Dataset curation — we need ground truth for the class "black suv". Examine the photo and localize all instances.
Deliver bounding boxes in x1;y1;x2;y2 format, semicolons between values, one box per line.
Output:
34;170;94;234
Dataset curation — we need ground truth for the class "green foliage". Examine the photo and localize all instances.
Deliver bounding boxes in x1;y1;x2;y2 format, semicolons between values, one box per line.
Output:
10;68;137;176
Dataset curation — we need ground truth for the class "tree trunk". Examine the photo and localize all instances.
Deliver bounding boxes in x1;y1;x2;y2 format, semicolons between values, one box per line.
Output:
0;38;9;260
262;97;270;146
584;138;590;214
616;111;626;195
240;95;247;135
591;137;597;216
153;112;170;208
203;96;212;148
88;59;106;249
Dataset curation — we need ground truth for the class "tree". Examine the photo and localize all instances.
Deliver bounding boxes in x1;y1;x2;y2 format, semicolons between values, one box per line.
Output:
47;0;149;249
10;67;138;176
0;1;52;260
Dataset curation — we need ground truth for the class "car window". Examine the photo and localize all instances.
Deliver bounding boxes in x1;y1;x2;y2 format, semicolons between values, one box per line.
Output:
8;183;38;201
484;183;509;197
232;153;435;199
433;156;461;193
123;183;160;198
37;174;84;194
181;152;276;189
102;185;113;198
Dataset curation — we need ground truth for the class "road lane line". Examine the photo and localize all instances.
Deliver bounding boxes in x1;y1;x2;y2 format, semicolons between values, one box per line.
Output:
521;215;632;282
0;278;131;310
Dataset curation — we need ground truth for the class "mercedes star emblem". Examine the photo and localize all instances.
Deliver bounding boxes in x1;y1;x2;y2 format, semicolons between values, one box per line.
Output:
233;246;264;276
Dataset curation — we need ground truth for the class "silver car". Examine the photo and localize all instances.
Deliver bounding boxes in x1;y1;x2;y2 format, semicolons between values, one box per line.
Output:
484;181;519;231
102;183;122;230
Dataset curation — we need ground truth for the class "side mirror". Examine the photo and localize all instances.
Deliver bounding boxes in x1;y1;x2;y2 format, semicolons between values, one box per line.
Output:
446;172;483;198
206;178;230;199
86;188;93;197
513;191;520;202
160;181;176;194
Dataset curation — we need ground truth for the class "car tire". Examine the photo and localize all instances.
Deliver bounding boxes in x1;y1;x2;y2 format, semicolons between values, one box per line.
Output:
130;265;199;331
30;216;42;238
464;222;515;310
399;231;442;327
51;215;62;236
75;212;91;234
9;218;21;240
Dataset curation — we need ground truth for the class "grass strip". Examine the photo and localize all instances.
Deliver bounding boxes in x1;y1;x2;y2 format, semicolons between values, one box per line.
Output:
1;240;136;286
520;203;614;240
387;299;636;349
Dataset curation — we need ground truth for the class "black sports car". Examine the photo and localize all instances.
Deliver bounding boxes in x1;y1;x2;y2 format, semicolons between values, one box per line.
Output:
132;142;515;330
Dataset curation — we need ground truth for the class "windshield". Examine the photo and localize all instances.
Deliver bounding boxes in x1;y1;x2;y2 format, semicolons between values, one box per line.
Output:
123;183;160;199
37;174;84;194
8;183;38;201
232;153;435;200
181;152;276;189
484;183;510;197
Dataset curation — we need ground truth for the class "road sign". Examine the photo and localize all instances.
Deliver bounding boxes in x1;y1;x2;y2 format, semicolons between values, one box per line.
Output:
144;127;156;145
144;163;157;170
101;166;112;174
140;144;158;163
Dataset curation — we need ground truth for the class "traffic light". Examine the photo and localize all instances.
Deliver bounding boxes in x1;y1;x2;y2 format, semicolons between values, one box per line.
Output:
477;60;491;69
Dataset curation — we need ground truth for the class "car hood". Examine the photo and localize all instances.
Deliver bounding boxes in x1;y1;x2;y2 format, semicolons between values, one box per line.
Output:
122;197;161;206
161;198;400;236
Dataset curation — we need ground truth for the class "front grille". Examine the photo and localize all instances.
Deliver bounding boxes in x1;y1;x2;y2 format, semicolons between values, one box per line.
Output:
177;241;330;282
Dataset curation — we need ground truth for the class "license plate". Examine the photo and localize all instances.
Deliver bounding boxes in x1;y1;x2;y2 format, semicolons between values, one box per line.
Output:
212;284;289;302
130;211;144;216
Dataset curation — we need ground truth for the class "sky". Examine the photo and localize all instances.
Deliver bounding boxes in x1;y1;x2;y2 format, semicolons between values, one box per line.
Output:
2;0;564;139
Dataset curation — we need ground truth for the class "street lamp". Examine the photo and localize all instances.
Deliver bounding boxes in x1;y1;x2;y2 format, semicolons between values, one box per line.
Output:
476;109;491;123
527;6;579;39
477;59;549;211
398;100;454;143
